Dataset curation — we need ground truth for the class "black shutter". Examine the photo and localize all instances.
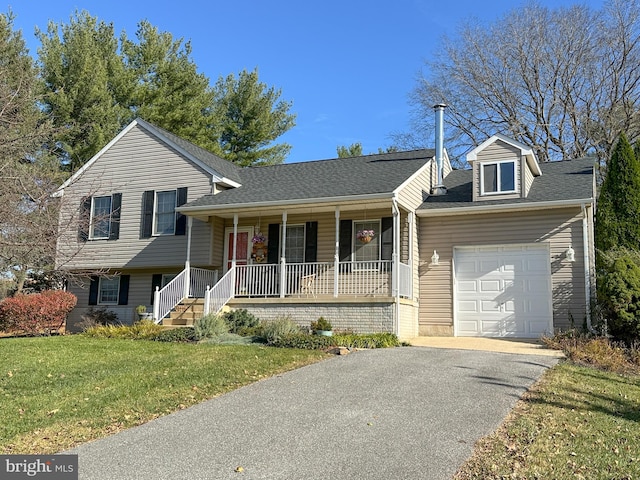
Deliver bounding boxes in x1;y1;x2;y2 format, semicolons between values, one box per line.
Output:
339;219;352;262
175;187;188;235
118;275;130;305
88;276;99;305
78;197;91;242
267;223;280;264
109;193;122;240
151;274;162;304
141;190;154;239
380;217;394;261
305;221;318;263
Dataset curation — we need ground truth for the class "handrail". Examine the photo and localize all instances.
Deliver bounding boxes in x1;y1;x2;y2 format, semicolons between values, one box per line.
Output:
204;266;235;315
153;267;219;323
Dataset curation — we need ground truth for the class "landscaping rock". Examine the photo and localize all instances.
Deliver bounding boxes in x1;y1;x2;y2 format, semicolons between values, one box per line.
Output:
328;346;351;355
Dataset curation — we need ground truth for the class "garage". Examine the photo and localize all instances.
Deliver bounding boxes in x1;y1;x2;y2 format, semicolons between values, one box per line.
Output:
454;244;553;338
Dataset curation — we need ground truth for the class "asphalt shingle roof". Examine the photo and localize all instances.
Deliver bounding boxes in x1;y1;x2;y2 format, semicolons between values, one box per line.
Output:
184;149;435;208
419;157;594;210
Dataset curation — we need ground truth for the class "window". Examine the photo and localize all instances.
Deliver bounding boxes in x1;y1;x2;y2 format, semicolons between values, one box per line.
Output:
90;196;112;239
154;190;177;235
354;220;380;263
161;274;177;287
481;161;516;194
142;188;187;238
98;277;120;304
284;225;305;263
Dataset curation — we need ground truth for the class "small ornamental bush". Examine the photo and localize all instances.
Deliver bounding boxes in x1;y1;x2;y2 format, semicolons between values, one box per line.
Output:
0;290;77;335
150;327;197;343
77;307;119;331
270;332;400;350
223;309;259;334
193;313;229;340
82;320;163;340
310;317;332;332
259;316;301;345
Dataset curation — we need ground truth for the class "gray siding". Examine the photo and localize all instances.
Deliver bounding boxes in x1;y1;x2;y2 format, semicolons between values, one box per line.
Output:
57;125;214;270
472;140;523;202
418;208;588;335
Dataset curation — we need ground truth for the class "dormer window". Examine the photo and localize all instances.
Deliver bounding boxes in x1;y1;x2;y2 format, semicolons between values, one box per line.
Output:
481;160;516;195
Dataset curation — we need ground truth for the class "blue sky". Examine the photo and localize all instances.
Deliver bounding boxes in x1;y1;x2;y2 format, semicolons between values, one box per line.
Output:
8;0;604;163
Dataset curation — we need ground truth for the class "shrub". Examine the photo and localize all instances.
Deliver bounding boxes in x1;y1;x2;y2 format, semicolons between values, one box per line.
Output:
597;247;640;343
223;309;259;334
76;307;120;331
83;320;163;339
259;316;301;345
270;332;401;350
0;290;77;335
193;313;229;340
150;327;196;343
310;316;332;332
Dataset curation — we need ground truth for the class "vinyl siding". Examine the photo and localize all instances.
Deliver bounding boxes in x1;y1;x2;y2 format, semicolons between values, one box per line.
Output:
524;161;535;197
218;209;396;265
396;161;433;210
66;268;183;331
398;301;419;339
57;125;214;270
472;140;522;202
418;208;587;335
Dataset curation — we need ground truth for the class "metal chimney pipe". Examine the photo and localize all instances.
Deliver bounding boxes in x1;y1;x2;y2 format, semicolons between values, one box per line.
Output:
432;103;447;195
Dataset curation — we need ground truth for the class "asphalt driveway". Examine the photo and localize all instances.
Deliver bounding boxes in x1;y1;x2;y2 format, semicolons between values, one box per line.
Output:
68;347;559;480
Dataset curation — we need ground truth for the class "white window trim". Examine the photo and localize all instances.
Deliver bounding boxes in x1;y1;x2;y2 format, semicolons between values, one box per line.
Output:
98;276;120;305
153;190;177;236
281;224;306;264
89;195;112;240
353;219;381;270
480;160;518;196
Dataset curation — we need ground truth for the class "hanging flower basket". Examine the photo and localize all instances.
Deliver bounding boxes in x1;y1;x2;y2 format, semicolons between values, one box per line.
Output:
252;232;267;245
357;229;375;244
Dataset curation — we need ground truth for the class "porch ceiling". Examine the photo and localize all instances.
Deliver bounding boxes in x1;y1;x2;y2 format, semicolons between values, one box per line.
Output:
183;198;395;220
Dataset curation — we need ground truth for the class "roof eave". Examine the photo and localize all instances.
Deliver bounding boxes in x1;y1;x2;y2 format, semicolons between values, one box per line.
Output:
416;197;594;217
177;192;395;214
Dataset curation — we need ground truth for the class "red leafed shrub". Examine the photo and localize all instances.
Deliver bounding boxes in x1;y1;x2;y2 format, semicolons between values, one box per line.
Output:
0;290;77;335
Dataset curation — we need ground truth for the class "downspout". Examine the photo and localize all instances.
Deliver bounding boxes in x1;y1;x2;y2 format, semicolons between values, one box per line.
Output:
392;196;401;336
582;203;596;334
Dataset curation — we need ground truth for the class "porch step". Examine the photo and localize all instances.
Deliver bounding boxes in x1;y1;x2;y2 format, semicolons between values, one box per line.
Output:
162;298;205;327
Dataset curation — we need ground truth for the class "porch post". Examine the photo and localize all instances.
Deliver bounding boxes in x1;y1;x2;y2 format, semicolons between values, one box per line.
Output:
280;211;287;298
408;211;414;299
232;214;238;269
334;206;340;298
184;216;193;299
392;198;401;336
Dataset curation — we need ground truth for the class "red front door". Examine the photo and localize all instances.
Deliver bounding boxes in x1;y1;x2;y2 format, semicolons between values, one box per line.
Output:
227;231;249;270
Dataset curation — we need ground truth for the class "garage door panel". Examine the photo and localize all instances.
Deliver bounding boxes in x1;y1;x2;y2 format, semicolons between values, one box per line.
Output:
454;244;552;338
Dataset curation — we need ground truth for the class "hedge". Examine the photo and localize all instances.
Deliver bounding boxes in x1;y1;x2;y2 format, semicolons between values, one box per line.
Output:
0;290;77;335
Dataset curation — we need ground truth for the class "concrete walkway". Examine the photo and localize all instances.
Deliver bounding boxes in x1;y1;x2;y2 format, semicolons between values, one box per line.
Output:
408;336;565;357
69;347;560;480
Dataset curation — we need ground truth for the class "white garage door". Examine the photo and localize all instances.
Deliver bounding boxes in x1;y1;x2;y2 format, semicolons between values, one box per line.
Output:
454;245;553;338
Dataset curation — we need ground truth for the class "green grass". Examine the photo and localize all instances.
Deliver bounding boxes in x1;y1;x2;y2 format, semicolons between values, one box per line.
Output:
0;335;328;454
455;362;640;479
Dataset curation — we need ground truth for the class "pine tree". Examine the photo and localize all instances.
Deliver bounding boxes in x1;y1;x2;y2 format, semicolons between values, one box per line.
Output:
595;133;640;256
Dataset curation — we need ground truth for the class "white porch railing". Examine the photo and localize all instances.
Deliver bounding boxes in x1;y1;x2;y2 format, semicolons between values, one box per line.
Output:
233;261;396;298
153;267;219;322
204;267;236;315
398;261;411;298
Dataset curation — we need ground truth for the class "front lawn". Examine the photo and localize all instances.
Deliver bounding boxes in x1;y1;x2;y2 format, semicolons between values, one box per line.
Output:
0;335;328;454
455;362;640;479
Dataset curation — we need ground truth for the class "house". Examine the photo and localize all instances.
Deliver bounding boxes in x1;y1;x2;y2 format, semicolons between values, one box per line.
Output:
55;111;595;339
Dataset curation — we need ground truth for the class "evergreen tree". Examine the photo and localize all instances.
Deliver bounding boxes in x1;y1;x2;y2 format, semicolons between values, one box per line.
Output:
337;143;363;158
37;10;130;170
121;21;215;151
0;11;61;292
210;69;296;166
595;133;640;257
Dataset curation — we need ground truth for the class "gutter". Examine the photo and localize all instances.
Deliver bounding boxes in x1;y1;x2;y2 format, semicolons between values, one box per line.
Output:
392;195;400;337
416;198;595;217
582;203;596;334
